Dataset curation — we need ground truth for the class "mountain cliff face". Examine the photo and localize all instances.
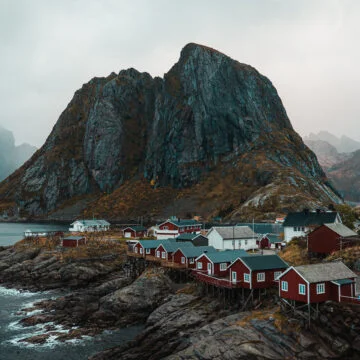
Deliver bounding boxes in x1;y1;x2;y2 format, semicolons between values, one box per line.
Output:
0;43;342;220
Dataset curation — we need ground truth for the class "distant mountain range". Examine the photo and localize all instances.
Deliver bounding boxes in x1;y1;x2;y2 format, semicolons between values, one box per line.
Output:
304;131;360;153
304;131;360;202
0;126;37;182
0;44;342;221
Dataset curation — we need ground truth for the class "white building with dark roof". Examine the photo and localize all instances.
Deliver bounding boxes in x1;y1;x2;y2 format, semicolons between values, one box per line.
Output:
207;226;257;250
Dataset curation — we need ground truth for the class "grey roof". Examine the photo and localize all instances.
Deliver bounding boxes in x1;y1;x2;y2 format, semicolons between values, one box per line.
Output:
64;236;85;240
323;223;358;237
293;262;356;283
176;246;216;258
236;255;288;271
200;249;248;263
72;219;110;226
283;211;338;227
210;226;257;240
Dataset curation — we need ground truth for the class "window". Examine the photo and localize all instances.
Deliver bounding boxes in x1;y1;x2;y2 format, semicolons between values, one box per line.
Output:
274;271;282;280
245;240;248;245
257;273;265;282
140;247;143;254
197;262;202;269
181;257;185;264
293;227;297;232
220;263;227;271
244;273;250;282
135;247;138;253
281;281;288;291
163;226;168;230
299;284;306;295
189;258;194;264
161;251;166;259
146;248;150;254
156;250;160;258
317;283;325;294
302;227;305;232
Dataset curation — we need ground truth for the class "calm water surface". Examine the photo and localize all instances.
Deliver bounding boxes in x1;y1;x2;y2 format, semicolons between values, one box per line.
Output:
0;223;69;246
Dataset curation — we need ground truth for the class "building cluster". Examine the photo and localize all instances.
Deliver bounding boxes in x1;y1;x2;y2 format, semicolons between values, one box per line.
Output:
61;210;360;306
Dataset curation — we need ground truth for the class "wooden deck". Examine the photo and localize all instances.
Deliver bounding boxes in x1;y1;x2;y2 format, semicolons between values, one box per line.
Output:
192;271;242;289
161;261;187;269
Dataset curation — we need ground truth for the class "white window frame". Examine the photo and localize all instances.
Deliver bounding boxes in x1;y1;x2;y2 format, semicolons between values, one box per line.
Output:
197;262;202;269
161;251;166;259
274;271;282;280
163;226;168;230
156;250;160;258
244;239;248;245
316;283;325;294
244;273;250;283
281;281;288;291
135;247;138;253
299;284;306;295
220;263;227;271
181;257;185;264
145;248;151;254
257;272;265;282
140;247;143;254
189;258;194;264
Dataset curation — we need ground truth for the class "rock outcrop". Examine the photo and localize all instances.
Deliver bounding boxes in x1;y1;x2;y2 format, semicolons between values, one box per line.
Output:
0;43;342;220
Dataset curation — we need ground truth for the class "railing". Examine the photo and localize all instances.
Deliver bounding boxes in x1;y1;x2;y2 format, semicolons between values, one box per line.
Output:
192;271;242;288
340;296;360;305
161;261;187;269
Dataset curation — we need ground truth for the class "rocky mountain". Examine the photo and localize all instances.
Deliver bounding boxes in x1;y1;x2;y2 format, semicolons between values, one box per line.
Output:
325;150;360;202
304;139;350;170
0;126;37;182
0;43;342;221
305;131;360;153
304;135;360;203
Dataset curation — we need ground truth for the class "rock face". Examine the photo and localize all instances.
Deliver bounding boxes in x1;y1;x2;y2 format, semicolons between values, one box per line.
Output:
0;43;342;220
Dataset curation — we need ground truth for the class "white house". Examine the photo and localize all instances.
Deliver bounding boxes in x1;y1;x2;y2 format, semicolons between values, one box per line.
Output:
283;210;342;242
207;226;257;251
69;219;110;232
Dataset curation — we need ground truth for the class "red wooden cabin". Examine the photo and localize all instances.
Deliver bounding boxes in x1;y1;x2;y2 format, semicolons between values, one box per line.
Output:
277;262;357;304
62;236;86;248
155;240;194;261
123;226;147;238
158;219;202;234
227;255;288;289
133;240;160;257
172;246;216;268
257;234;282;250
195;250;247;277
308;223;359;256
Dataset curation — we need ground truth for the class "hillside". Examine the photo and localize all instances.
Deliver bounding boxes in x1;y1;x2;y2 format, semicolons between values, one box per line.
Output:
0;43;342;221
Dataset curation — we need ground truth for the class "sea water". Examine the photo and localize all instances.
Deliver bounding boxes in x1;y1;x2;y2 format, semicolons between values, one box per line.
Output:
0;286;142;360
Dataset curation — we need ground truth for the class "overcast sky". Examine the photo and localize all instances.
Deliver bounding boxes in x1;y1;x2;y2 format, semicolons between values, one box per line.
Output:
1;0;360;147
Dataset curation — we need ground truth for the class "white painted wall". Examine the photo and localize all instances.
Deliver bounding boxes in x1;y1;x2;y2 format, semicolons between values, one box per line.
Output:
207;229;257;250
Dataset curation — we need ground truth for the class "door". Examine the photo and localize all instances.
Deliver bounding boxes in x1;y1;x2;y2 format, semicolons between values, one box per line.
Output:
125;232;131;238
207;263;212;275
232;271;237;284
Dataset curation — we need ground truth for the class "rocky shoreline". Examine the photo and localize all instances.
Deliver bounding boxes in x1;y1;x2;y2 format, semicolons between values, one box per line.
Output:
1;244;360;359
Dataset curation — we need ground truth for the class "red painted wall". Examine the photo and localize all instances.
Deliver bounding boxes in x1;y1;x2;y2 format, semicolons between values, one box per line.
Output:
259;237;270;249
63;239;85;247
173;249;184;264
228;260;251;289
159;222;179;231
279;269;308;303
196;255;211;273
134;242;143;254
309;282;332;303
308;226;340;254
159;222;201;234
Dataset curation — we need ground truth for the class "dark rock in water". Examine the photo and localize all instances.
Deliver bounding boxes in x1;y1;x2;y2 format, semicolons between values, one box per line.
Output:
0;43;341;220
19;333;50;345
